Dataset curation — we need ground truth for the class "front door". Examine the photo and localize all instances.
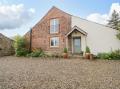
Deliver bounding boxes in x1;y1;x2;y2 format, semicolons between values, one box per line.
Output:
73;37;81;53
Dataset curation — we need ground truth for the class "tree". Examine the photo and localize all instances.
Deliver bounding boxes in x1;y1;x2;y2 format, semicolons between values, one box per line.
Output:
116;33;120;40
13;35;28;56
108;10;120;40
108;10;120;30
116;23;120;40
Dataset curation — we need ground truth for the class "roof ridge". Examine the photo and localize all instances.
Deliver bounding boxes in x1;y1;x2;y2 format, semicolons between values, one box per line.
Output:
0;33;13;41
51;6;111;28
31;6;71;30
51;7;113;29
72;15;113;29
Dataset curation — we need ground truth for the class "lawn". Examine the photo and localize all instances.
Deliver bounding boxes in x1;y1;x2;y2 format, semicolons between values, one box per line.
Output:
0;56;120;89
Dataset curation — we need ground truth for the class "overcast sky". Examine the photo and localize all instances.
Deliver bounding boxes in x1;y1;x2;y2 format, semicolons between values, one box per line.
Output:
0;0;120;37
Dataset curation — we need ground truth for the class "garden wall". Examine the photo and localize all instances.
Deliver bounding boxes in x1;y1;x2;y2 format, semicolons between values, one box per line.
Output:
0;33;15;56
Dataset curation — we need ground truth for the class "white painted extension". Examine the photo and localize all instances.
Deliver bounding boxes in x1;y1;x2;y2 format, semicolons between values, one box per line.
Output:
71;16;120;54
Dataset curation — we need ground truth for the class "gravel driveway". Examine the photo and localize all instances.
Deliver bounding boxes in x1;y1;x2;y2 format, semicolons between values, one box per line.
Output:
0;56;120;89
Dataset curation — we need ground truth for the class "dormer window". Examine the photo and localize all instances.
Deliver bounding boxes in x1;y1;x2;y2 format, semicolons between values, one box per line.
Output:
50;19;59;34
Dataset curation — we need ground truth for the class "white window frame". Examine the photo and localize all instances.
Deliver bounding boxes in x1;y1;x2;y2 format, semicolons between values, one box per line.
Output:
50;37;59;47
50;19;59;34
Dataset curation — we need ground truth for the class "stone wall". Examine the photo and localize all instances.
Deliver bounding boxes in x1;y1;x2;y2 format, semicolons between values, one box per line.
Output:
0;33;15;56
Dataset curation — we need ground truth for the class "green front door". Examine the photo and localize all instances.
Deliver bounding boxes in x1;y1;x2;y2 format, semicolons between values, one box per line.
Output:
73;37;81;53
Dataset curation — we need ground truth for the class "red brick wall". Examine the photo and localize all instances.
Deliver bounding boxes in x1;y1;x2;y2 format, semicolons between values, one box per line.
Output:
25;7;71;53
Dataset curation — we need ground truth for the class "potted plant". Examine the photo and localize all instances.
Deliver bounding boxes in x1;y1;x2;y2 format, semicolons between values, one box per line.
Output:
85;46;91;59
90;54;94;60
63;48;68;59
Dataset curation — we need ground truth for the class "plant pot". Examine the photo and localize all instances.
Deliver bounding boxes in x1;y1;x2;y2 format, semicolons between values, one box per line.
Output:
85;53;90;59
90;54;94;60
63;53;68;59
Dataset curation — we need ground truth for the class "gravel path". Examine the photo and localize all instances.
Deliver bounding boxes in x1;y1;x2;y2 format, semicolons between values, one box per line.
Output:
0;56;120;89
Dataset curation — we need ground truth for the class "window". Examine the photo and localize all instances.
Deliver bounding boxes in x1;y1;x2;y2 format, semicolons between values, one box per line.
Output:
50;19;59;34
50;37;59;47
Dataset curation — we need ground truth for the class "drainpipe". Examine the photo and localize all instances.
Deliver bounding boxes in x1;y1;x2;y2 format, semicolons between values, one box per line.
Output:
29;28;32;53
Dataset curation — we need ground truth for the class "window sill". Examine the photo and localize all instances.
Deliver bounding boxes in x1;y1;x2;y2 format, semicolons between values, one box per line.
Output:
50;32;59;34
50;46;59;48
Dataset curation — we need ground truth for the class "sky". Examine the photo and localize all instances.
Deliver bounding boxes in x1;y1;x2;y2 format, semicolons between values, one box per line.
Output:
0;0;120;37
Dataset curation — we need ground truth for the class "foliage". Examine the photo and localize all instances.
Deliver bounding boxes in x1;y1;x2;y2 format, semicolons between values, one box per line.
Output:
27;49;45;57
108;10;120;40
116;32;120;40
116;23;120;40
110;49;120;59
108;10;120;30
16;48;29;57
64;48;68;53
13;35;47;58
97;49;120;60
14;35;28;56
85;46;90;53
97;53;110;59
14;35;26;49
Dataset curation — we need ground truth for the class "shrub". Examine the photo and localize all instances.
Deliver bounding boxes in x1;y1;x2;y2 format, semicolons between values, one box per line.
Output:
64;48;68;53
116;32;120;40
29;49;45;57
85;46;90;53
13;35;29;56
14;35;26;49
16;48;29;57
97;49;120;60
97;53;110;59
110;49;120;59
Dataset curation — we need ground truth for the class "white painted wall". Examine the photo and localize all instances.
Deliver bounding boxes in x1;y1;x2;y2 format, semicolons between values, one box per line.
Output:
72;16;120;54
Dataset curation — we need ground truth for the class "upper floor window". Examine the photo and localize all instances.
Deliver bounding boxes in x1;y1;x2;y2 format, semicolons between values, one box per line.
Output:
50;19;59;34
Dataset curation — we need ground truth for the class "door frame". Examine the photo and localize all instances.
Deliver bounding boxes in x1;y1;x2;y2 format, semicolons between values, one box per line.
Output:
72;36;81;54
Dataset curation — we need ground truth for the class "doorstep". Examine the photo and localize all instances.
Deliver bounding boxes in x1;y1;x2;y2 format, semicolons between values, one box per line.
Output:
69;53;84;59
